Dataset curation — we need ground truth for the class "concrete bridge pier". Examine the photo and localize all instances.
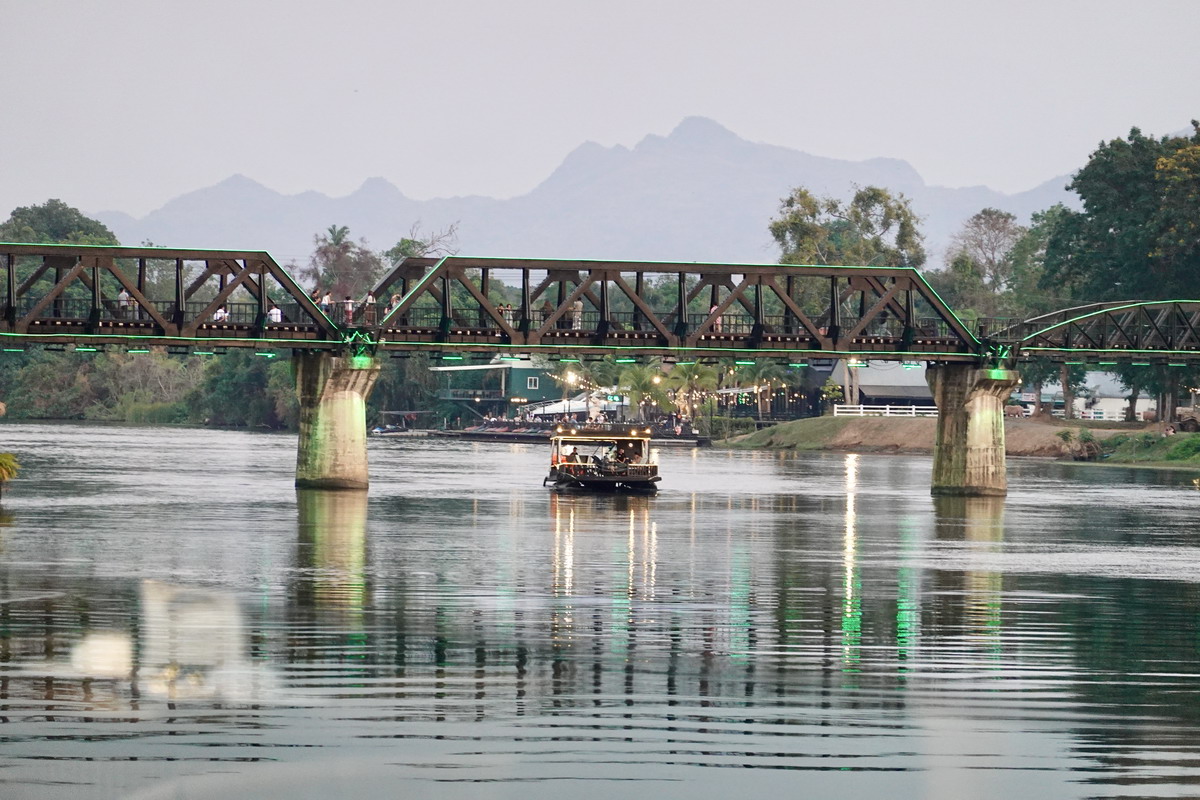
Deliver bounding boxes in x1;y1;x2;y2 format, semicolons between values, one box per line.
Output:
926;364;1022;496
294;351;381;490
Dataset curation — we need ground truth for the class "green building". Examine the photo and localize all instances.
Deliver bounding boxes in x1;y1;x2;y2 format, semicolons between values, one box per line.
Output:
430;359;558;418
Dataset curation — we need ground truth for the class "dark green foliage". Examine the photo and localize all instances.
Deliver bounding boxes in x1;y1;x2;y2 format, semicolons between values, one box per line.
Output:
0;198;119;245
184;352;297;429
1043;123;1200;302
1;349;205;422
367;354;437;424
1102;432;1200;462
1166;434;1200;461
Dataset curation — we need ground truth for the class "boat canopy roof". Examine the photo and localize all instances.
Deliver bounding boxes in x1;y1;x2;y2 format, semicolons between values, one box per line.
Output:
550;423;653;442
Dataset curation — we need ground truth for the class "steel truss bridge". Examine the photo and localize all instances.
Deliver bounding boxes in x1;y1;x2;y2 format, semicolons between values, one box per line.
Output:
4;243;1200;366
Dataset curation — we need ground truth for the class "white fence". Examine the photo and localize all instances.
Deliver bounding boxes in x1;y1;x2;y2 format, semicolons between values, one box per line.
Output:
1051;408;1117;421
833;404;939;418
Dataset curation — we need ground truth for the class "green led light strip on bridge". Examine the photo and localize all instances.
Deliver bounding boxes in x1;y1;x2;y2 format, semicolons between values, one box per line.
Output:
1;330;979;362
1023;346;1200;358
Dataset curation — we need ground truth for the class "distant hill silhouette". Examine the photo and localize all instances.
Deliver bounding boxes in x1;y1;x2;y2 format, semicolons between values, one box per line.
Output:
95;116;1076;268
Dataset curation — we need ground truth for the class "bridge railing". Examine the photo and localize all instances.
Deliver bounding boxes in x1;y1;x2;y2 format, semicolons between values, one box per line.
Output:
12;297;326;327
368;308;969;340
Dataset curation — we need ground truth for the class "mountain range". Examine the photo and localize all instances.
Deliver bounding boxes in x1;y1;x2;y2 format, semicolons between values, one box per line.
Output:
95;117;1077;269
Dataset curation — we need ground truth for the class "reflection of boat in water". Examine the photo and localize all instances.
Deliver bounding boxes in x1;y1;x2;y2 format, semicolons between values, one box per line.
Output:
544;424;661;493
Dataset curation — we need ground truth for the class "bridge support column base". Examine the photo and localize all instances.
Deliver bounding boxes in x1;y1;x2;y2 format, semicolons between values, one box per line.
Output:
927;364;1021;497
294;351;381;490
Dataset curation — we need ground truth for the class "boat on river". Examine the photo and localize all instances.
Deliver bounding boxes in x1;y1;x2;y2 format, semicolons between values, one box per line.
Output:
544;424;661;493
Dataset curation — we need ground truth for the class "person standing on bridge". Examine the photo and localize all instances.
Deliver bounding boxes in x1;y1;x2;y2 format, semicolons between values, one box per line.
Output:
343;296;354;324
268;304;283;323
118;287;132;319
320;291;332;316
571;298;584;330
363;292;377;325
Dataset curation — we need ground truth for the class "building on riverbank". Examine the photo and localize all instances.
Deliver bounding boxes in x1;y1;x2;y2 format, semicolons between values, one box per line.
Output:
832;360;933;406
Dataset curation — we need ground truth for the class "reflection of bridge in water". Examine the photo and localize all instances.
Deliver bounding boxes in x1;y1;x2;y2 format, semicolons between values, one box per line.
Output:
2;482;1173;783
5;242;1200;495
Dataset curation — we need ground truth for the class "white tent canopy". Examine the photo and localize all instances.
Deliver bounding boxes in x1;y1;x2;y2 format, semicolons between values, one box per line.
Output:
521;390;627;417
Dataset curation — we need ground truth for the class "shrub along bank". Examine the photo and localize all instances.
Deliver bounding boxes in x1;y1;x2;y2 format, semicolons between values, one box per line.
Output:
1100;431;1200;464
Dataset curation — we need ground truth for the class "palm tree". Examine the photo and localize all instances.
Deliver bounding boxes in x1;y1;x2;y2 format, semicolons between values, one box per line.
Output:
0;453;20;501
666;362;717;418
326;224;350;247
735;361;786;420
544;358;624;418
546;361;582;402
618;362;672;421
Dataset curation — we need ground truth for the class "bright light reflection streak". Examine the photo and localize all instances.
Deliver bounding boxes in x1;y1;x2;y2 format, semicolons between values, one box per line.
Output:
842;454;862;672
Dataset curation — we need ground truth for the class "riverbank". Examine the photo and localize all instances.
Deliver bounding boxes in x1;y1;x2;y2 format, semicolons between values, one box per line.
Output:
719;415;1197;463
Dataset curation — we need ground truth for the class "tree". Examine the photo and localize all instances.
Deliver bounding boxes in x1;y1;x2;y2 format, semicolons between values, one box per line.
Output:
184;351;295;429
734;360;785;420
0;453;19;501
923;249;990;322
546;361;584;402
1020;358;1085;417
1005;204;1070;319
0;199;119;245
1150;137;1200;272
541;358;621;418
618;362;671;420
665;362;717;418
325;224;350;247
385;222;460;263
1043;123;1200;302
769;185;925;268
298;226;384;300
947;208;1026;294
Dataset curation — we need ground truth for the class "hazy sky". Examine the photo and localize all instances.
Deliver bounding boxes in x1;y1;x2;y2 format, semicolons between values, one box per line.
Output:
5;0;1198;217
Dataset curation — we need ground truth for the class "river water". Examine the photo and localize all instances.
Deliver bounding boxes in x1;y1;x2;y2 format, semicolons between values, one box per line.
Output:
1;422;1199;799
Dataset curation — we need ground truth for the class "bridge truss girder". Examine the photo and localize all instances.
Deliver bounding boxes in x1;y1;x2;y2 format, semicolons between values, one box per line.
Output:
369;256;981;362
990;301;1200;363
4;246;987;362
1;244;341;349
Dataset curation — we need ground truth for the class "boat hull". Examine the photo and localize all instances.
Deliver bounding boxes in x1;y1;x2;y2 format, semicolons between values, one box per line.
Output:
545;466;660;494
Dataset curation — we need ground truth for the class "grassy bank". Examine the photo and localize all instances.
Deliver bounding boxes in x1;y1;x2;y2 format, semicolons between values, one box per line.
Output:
722;416;881;451
720;415;1200;468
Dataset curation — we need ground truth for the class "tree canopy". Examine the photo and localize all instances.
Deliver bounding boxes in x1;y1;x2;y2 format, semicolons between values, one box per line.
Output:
0;198;118;245
296;225;384;300
769;185;925;268
927;204;1068;321
1043;122;1200;302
